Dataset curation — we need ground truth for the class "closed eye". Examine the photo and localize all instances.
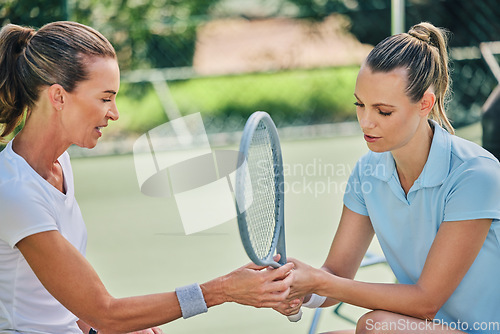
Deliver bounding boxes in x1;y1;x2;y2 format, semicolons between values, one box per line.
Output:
355;99;393;116
379;110;392;116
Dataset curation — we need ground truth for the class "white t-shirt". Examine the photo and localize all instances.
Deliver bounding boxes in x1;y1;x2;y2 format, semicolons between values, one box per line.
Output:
0;141;86;334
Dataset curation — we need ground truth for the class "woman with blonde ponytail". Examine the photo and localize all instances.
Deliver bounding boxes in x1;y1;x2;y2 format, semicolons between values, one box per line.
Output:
0;22;295;334
277;22;500;334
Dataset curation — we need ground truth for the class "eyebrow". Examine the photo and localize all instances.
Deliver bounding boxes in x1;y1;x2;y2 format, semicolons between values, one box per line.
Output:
103;90;117;95
354;94;396;108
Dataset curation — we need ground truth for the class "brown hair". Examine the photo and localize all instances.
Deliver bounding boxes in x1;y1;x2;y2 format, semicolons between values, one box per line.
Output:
0;21;116;139
365;22;454;134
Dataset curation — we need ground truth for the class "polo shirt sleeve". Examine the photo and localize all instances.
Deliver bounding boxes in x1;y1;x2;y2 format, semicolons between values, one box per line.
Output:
444;157;500;223
0;183;58;248
343;159;369;216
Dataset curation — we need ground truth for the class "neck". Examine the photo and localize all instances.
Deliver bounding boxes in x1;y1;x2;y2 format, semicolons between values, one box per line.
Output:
391;120;434;193
12;108;70;180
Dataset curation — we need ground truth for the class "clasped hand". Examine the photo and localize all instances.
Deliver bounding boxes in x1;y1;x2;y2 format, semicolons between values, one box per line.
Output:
223;257;295;309
272;257;318;317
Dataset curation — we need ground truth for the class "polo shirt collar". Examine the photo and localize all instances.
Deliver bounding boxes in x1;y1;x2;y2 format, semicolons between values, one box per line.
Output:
372;119;451;187
372;151;395;182
420;120;451;187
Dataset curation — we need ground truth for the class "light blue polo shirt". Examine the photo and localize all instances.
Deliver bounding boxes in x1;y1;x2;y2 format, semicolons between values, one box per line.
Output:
344;120;500;333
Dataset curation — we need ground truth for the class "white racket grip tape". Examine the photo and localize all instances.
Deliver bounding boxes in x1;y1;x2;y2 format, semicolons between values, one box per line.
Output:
302;293;327;308
287;308;302;322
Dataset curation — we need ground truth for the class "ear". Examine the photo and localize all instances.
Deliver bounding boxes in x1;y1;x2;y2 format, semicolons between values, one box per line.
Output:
47;84;66;111
419;90;436;117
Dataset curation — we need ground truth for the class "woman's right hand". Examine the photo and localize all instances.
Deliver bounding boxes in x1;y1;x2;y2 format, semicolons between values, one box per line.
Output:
220;261;295;308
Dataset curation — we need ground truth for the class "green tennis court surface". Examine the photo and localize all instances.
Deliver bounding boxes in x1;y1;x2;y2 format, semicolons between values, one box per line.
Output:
72;123;479;333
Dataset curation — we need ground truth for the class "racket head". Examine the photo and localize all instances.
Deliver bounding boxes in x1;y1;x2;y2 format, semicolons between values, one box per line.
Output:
235;111;285;268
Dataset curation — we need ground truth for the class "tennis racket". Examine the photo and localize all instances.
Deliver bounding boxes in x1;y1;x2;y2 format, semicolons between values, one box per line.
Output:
235;111;302;322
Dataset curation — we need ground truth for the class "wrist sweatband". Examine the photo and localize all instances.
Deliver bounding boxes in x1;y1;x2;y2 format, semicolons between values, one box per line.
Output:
175;283;208;319
302;293;327;308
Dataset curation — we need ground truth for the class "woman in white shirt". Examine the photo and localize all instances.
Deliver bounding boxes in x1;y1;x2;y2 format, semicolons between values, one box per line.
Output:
0;21;294;334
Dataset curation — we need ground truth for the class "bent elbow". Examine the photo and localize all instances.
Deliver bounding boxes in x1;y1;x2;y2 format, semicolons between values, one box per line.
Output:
82;298;123;334
415;302;439;321
87;317;123;334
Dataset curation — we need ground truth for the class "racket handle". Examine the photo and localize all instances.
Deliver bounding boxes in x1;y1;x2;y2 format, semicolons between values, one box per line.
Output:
287;308;302;322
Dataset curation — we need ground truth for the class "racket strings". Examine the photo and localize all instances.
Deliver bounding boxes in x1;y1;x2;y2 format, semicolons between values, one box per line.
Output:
245;121;280;260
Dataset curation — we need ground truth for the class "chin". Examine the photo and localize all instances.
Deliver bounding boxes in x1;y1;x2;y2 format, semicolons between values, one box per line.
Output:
76;141;98;150
88;140;99;149
366;143;388;153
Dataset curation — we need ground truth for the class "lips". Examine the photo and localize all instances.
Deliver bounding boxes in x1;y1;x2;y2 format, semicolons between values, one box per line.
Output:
95;125;107;136
364;134;381;143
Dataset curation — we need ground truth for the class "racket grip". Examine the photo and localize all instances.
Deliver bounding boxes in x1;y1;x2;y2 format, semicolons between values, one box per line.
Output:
287;308;302;322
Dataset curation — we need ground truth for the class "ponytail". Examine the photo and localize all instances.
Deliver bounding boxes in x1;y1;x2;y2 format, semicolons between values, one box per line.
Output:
365;22;454;134
407;22;453;134
0;25;35;139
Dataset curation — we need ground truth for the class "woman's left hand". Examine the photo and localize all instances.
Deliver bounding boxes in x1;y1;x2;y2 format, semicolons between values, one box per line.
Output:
286;257;322;302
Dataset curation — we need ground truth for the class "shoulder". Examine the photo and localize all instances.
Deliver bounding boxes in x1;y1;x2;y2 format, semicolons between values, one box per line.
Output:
449;134;498;164
443;135;500;192
448;134;500;177
0;145;44;199
0;180;58;247
0;169;53;218
0;178;58;248
0;145;60;246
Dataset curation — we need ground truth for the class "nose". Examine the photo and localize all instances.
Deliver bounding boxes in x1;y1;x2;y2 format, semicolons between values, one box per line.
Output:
357;109;376;130
107;103;120;121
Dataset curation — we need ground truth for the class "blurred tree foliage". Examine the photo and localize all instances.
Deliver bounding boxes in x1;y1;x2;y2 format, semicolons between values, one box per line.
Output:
0;0;64;27
3;0;498;70
0;0;221;70
284;0;500;48
284;0;500;126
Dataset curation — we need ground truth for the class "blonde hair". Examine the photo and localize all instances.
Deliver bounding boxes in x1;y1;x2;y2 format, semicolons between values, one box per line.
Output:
365;22;454;134
0;21;116;139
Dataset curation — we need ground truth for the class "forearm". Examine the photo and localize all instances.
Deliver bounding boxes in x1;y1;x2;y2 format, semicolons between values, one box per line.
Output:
91;264;291;333
88;292;182;333
92;277;228;333
313;271;438;320
312;219;493;320
317;266;341;308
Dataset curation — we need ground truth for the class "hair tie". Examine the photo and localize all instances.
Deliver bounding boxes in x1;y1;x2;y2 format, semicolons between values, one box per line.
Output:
18;28;35;51
409;31;437;48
